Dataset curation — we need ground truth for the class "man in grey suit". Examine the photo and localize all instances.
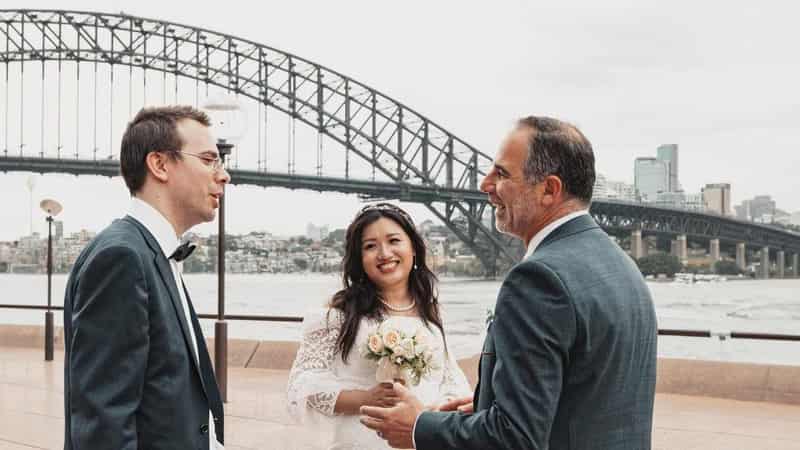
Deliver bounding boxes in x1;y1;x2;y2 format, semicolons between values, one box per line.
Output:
63;106;228;449
361;116;658;449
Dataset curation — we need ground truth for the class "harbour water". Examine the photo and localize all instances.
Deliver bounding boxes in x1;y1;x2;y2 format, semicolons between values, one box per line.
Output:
2;274;799;365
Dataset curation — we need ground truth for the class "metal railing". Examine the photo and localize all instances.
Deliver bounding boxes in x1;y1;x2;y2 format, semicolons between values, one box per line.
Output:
2;303;799;342
4;302;799;402
657;328;800;341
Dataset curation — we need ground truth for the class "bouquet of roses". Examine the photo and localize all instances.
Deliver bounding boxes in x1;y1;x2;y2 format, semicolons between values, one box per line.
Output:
362;317;437;386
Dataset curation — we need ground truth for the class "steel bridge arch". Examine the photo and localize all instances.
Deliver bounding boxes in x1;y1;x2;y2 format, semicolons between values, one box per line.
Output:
4;10;798;269
0;8;520;273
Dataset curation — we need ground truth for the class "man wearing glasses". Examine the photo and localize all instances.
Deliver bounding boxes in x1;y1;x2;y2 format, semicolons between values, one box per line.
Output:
63;106;229;449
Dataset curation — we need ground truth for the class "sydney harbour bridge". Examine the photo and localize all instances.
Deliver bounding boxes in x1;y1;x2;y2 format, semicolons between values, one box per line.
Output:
1;9;799;276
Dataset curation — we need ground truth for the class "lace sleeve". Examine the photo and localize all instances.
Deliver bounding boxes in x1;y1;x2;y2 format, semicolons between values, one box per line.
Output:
439;348;473;401
286;308;345;423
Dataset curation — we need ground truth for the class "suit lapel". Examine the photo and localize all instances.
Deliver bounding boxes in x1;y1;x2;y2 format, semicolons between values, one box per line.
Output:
474;320;496;410
124;216;206;387
183;286;224;421
473;361;482;408
154;255;207;382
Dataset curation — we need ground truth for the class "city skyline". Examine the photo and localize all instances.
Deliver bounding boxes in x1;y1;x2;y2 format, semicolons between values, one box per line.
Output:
1;0;799;240
3;175;796;245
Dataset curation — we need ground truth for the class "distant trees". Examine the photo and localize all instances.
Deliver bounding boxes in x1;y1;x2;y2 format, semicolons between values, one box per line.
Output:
635;254;683;277
322;229;346;246
634;254;746;278
713;260;743;275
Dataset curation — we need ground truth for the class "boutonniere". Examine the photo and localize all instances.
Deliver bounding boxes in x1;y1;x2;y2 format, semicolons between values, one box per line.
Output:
485;307;495;329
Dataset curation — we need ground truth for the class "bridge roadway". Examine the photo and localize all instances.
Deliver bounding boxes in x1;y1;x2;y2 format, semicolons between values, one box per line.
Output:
3;156;800;267
0;156;485;204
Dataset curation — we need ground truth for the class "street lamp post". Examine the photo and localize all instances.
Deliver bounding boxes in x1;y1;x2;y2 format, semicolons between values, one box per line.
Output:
204;94;246;402
215;139;233;402
40;198;62;362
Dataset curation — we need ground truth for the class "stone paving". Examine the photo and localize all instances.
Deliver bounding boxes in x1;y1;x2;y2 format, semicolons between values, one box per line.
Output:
2;347;800;449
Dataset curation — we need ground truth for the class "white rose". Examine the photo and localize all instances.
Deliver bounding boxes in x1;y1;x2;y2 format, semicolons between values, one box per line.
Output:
368;334;384;354
399;338;415;359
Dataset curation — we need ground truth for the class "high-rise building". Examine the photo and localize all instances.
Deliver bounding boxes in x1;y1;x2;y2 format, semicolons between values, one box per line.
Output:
750;195;777;220
701;183;732;216
305;223;330;241
655;191;686;209
594;173;637;202
684;193;705;212
653;191;703;211
593;173;612;199
607;180;637;202
734;201;751;220
735;195;776;222
656;144;679;192
634;157;669;202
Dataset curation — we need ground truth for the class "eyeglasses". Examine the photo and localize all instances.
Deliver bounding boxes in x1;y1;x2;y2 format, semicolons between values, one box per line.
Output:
177;151;225;171
356;202;414;224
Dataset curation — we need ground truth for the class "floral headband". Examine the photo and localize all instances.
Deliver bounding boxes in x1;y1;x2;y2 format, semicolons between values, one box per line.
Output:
355;202;414;224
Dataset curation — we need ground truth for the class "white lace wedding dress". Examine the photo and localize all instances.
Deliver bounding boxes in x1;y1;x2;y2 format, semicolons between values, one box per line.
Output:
287;308;472;450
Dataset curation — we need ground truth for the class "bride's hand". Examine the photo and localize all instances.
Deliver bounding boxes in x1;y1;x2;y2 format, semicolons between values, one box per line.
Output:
435;396;474;414
364;382;399;407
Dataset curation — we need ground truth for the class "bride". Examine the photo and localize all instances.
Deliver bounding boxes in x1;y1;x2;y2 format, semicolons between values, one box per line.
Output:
287;203;471;449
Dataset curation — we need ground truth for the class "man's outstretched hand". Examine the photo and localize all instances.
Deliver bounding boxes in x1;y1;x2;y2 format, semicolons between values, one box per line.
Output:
360;382;423;449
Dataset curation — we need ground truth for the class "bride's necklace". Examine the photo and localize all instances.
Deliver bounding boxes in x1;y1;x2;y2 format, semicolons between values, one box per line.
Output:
380;298;416;312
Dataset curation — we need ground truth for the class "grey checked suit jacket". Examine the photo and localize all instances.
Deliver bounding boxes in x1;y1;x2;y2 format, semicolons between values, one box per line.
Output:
415;214;658;450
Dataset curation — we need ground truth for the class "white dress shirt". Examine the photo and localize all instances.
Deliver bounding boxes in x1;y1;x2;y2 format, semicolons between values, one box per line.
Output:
129;198;223;449
410;209;589;448
523;210;590;259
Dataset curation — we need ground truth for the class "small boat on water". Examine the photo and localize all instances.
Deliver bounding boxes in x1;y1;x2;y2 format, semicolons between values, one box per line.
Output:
673;273;728;284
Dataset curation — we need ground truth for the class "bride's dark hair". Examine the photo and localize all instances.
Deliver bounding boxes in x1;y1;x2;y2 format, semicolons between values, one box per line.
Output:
328;203;446;363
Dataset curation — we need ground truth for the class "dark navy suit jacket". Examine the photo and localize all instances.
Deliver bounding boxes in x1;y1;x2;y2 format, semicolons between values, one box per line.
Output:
415;214;658;449
63;216;224;449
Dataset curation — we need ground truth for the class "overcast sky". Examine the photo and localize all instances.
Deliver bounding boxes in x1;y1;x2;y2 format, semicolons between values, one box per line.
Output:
2;0;799;241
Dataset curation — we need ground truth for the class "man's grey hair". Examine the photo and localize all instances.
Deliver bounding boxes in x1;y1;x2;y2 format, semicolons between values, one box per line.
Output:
516;116;596;203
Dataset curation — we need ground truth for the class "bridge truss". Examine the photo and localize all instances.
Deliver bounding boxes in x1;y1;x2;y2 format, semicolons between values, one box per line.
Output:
592;200;800;255
0;8;522;274
2;9;798;271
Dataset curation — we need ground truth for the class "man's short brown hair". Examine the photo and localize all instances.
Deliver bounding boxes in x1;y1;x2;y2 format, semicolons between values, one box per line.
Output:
120;105;211;194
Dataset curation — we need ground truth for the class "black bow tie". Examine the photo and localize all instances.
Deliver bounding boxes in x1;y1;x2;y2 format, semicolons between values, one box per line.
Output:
169;242;197;262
